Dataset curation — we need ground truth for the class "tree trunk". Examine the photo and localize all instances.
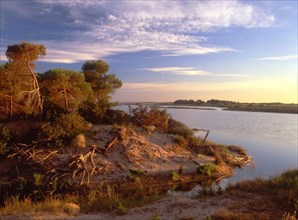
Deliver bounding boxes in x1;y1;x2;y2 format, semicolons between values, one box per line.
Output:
63;85;69;112
10;95;13;119
26;61;43;118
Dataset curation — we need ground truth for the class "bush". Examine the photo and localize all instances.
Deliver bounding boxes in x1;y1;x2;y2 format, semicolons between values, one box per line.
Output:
43;101;67;121
197;163;217;176
129;105;169;131
167;118;193;137
199;144;228;165
174;135;188;148
170;171;180;181
103;109;128;125
79;100;111;123
36;112;88;147
0;125;15;155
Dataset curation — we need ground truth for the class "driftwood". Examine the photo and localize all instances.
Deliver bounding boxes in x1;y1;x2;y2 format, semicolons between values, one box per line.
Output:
192;159;201;166
193;128;210;142
8;143;101;186
103;131;120;154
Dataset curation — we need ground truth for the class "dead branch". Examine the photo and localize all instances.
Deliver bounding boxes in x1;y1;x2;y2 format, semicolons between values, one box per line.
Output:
103;135;118;154
43;151;59;160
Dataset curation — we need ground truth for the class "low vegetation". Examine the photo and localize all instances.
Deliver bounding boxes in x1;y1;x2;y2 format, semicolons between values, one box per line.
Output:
0;125;15;155
197;163;218;176
225;169;298;218
0;196;80;216
173;99;298;114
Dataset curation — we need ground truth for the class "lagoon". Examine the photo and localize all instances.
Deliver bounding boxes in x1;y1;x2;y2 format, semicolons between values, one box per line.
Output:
115;105;298;185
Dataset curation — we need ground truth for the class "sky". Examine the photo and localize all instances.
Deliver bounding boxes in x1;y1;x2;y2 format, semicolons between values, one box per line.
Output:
0;0;297;103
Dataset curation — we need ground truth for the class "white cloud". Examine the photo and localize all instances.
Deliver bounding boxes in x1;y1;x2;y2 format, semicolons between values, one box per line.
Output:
257;55;297;61
26;0;275;62
142;67;210;76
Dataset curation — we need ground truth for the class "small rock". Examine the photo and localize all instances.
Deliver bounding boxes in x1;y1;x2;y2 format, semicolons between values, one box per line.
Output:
72;134;86;148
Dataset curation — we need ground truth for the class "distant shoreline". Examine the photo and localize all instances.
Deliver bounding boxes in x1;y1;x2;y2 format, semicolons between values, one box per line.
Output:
119;101;298;114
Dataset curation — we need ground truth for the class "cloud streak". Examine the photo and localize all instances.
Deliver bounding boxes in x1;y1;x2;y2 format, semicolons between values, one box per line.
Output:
1;0;277;63
141;67;210;76
257;55;297;61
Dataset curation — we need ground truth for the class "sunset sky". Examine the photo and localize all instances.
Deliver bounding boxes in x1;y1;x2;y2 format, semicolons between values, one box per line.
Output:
0;0;297;103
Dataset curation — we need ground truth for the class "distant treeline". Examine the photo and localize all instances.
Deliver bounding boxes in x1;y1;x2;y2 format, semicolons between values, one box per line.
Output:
173;99;298;114
173;99;238;106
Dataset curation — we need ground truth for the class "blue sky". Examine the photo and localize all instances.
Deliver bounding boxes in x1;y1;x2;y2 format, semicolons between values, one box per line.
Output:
0;0;297;103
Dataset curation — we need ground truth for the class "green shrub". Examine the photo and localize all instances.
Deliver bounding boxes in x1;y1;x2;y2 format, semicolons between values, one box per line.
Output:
79;101;109;123
197;163;217;176
115;202;128;215
43;101;67;121
171;171;180;181
188;136;202;148
129;105;169;131
36;112;88;147
104;109;128;125
33;173;43;187
174;135;188;148
200;144;228;165
152;213;161;220
167;118;193;137
0;125;15;155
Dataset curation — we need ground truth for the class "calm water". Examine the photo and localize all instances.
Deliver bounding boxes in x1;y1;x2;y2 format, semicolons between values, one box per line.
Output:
115;105;298;184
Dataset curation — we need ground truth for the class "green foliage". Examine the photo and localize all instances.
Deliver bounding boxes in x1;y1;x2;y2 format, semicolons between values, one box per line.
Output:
1;43;122;121
36;112;88;147
33;173;43;187
174;99;298;114
42;101;68;121
174;135;188;148
5;42;46;117
42;68;93;112
167;118;193;137
79;100;109;123
129;105;170;131
115;202;128;215
199;144;228;165
82;60;122;109
152;213;161;220
188;136;202;148
82;60;109;75
103;109;128;125
6;42;46;62
197;163;217;176
79;182;120;213
171;171;180;181
0;125;15;155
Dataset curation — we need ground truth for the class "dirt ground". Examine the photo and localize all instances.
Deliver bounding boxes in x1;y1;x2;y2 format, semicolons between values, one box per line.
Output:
1;189;282;220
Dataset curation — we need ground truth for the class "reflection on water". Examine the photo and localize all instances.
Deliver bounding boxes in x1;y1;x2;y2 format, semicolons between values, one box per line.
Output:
115;105;298;186
164;107;298;186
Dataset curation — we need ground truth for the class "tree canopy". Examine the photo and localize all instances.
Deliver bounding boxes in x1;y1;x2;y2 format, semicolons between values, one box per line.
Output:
0;42;122;122
42;69;93;112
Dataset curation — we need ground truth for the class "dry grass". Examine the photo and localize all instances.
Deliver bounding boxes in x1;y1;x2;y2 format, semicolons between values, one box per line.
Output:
0;196;80;216
228;169;298;217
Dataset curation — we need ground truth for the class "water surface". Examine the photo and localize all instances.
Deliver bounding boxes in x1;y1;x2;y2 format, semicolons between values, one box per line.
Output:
115;105;298;184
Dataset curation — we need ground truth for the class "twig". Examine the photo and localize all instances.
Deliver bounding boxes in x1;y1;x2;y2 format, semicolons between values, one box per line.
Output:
43;151;59;160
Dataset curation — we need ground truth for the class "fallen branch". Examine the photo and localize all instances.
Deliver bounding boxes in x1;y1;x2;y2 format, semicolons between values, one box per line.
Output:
103;135;119;154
